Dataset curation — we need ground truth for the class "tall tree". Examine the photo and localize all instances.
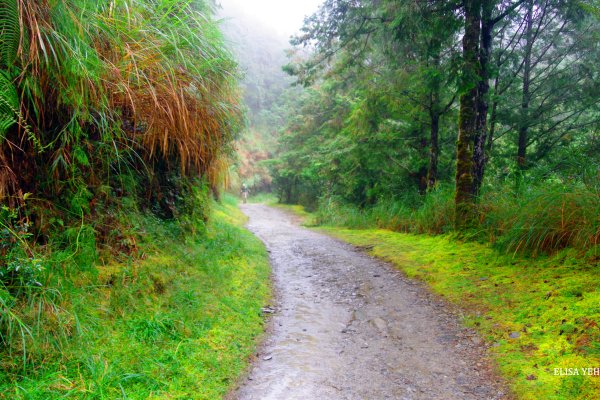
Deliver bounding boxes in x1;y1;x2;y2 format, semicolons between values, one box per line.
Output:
456;0;526;225
290;0;459;193
455;0;481;228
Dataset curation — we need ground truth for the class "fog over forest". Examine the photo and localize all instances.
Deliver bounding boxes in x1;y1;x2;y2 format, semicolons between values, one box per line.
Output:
218;1;306;191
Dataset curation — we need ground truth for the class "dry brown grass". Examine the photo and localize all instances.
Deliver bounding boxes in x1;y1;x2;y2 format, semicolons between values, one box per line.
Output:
1;0;241;201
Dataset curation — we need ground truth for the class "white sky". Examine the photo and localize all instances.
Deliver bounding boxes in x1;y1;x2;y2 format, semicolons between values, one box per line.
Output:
218;0;323;37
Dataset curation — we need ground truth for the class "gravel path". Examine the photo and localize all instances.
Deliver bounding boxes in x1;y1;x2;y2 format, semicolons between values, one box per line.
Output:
231;204;508;400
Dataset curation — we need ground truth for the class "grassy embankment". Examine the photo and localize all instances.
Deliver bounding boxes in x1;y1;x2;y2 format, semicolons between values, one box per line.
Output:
0;195;270;399
272;200;599;400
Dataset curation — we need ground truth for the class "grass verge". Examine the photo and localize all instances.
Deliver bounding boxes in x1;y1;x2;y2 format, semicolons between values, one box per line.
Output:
0;195;271;399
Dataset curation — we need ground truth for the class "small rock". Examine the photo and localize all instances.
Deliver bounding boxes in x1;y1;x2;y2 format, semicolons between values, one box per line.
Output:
261;306;276;314
262;355;273;361
509;332;521;339
371;317;387;333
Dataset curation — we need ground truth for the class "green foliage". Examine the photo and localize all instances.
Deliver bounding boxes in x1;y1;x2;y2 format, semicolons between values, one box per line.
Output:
0;195;271;399
482;183;600;255
0;0;250;395
0;0;20;68
247;191;278;205
1;0;242;206
0;205;41;295
311;179;599;256
0;71;18;137
127;315;180;343
269;0;599;256
0;257;42;294
313;186;456;235
219;4;296;192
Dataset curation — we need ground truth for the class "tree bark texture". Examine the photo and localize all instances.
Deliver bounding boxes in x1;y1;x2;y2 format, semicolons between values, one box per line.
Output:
455;0;481;228
473;1;494;196
427;111;440;190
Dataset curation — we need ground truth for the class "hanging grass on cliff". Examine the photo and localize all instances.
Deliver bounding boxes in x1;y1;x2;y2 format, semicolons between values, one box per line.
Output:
0;0;241;211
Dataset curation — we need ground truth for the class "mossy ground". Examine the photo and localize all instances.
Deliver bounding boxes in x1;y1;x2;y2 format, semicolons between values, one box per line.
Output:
0;195;271;399
321;227;599;400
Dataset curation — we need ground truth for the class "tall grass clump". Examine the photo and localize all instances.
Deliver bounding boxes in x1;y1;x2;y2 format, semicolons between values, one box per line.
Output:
1;194;271;398
481;182;600;256
0;0;241;212
313;181;598;256
370;200;414;231
315;186;455;235
411;187;455;234
314;196;373;228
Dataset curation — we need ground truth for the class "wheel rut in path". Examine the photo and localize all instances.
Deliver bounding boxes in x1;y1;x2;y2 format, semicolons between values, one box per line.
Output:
231;204;507;400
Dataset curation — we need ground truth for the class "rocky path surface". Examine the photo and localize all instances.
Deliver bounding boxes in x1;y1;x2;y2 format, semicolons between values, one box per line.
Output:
231;204;507;400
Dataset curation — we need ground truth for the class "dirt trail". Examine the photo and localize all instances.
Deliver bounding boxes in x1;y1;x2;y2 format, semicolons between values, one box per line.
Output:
232;204;507;400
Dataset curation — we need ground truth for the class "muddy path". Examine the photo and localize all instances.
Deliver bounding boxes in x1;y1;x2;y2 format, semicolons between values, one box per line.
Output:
232;204;507;400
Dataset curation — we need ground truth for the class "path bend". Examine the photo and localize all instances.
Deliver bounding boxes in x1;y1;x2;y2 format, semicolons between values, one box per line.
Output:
232;204;507;400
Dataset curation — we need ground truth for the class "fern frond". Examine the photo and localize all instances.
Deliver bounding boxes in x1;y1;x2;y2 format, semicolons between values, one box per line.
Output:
0;0;20;67
0;70;40;151
0;70;18;138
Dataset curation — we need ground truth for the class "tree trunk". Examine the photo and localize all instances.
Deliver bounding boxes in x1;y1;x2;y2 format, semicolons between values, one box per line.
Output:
518;0;534;170
427;111;440;190
455;0;481;229
472;1;494;196
427;50;442;191
487;75;500;152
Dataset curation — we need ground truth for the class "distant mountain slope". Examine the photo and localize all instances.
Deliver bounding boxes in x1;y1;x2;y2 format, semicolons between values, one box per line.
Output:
218;3;295;191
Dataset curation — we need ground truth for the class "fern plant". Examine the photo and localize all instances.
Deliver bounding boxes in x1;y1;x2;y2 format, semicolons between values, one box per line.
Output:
0;71;17;138
0;0;20;138
0;0;20;68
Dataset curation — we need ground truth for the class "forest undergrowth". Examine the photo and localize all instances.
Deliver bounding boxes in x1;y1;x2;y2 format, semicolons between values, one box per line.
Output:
0;1;269;398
